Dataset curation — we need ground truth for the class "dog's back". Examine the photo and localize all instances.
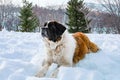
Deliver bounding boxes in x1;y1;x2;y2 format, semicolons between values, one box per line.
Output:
72;32;99;63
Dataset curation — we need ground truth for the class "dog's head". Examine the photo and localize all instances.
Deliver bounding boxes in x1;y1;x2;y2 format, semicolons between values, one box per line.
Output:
41;21;66;42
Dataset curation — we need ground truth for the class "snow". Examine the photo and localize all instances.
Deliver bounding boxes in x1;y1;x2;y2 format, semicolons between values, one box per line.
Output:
0;30;120;80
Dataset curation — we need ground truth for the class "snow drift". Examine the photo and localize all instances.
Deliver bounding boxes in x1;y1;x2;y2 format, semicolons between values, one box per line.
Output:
0;30;120;80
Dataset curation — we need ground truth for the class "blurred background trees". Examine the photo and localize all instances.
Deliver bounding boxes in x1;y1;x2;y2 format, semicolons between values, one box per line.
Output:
0;0;20;31
66;0;91;33
19;0;39;32
97;0;120;33
0;0;120;34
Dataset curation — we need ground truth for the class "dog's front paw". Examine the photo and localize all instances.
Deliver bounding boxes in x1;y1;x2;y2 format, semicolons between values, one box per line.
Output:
50;72;57;78
35;72;45;77
50;69;59;78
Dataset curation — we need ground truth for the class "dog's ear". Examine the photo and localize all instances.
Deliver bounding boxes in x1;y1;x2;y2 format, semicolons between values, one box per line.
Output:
53;21;66;36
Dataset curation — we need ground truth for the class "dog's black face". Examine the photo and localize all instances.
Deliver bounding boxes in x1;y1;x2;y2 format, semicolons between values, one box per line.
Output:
41;21;66;42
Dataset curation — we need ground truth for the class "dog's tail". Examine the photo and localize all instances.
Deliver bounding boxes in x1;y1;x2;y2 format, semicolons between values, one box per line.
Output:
72;32;99;63
89;41;99;53
75;32;99;53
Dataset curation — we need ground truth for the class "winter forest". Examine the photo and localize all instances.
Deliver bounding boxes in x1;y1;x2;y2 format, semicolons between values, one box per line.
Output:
0;0;119;34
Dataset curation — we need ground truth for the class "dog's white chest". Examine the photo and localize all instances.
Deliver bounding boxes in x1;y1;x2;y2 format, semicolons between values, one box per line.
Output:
53;47;64;63
52;53;62;63
44;31;76;66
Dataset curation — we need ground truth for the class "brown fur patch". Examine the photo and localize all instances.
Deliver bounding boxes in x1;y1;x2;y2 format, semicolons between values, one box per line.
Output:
55;44;64;53
73;32;99;63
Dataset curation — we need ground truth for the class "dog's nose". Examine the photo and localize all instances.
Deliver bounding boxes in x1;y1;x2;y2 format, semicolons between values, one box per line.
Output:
41;32;44;36
41;30;47;37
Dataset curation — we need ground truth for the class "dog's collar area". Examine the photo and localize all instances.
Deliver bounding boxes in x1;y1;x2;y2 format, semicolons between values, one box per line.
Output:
56;37;62;42
48;36;62;43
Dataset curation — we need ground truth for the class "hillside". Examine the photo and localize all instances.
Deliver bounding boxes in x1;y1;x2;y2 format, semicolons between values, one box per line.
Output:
0;30;120;80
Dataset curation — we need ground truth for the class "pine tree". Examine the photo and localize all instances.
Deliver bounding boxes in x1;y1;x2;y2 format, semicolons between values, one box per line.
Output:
66;0;90;33
19;0;39;32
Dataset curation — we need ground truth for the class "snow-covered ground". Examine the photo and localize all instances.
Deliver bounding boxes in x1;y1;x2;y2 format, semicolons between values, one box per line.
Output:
0;30;120;80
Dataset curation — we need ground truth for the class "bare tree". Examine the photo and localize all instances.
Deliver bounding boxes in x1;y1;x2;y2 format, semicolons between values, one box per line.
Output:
0;0;8;29
98;0;120;16
97;0;120;33
0;0;20;31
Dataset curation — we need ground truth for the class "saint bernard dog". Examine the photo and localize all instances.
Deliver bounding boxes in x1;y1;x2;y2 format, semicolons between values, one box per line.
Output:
35;21;99;77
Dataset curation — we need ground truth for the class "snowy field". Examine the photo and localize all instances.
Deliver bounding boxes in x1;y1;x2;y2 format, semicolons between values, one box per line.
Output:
0;30;120;80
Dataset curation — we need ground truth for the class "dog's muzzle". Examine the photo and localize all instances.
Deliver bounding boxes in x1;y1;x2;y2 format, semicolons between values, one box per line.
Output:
41;28;48;37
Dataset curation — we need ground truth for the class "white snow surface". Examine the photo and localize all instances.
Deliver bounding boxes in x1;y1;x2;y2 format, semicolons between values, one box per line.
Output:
0;30;120;80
